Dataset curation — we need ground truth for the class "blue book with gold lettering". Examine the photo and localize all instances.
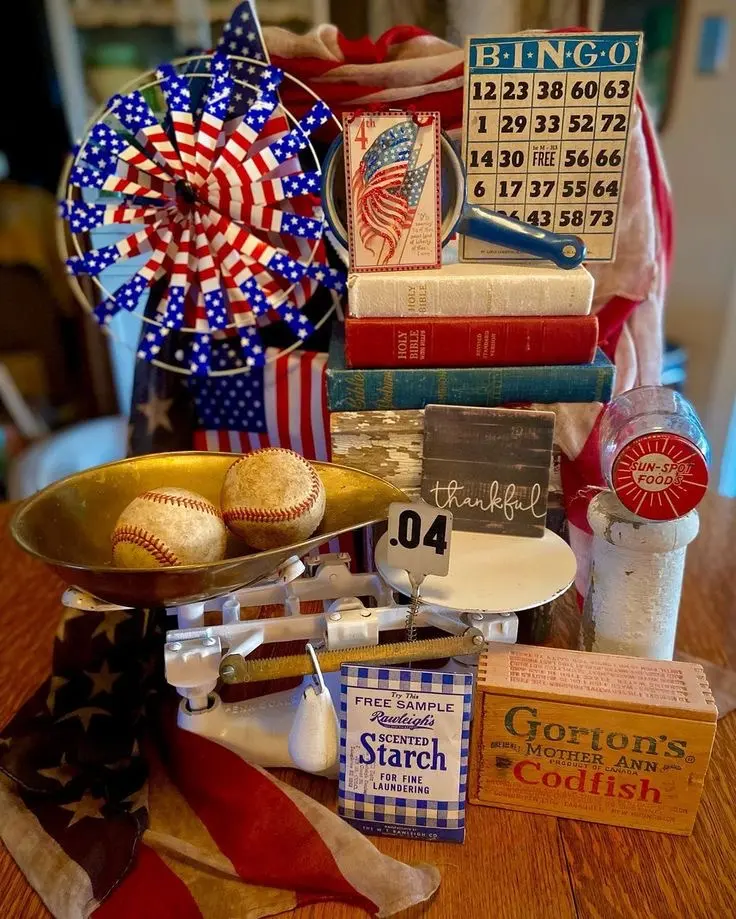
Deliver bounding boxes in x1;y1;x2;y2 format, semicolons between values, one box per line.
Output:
338;665;473;843
326;326;615;411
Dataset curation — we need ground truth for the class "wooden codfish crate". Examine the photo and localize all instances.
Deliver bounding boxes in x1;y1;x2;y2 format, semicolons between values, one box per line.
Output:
468;645;717;835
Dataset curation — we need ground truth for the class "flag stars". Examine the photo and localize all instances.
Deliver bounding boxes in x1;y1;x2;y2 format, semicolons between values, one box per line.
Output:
57;707;111;732
47;674;69;711
38;753;75;788
123;785;148;814
61;791;107;828
92;608;131;643
84;660;122;698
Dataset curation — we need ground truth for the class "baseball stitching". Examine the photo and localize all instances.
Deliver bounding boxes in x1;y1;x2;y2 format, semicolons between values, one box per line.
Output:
139;490;221;518
223;448;322;525
111;525;180;566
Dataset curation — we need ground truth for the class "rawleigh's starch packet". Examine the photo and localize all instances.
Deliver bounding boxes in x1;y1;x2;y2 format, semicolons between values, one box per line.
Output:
338;665;473;842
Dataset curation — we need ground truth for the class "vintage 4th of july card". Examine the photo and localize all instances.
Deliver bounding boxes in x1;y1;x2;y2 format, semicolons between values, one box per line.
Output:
343;111;442;272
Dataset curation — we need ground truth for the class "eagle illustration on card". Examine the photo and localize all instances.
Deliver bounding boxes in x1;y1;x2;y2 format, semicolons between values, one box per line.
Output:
343;112;441;272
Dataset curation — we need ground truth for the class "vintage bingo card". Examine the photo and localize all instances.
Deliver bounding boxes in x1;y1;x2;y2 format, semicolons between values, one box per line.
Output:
343;112;442;272
461;33;642;262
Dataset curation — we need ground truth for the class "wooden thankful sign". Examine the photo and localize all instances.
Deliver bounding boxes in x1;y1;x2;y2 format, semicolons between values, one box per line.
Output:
421;404;555;538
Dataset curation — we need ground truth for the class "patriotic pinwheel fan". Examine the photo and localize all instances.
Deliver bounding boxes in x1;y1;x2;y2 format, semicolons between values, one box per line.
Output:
59;52;345;376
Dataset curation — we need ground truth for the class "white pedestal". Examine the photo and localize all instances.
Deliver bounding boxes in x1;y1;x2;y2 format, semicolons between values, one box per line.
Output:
582;491;699;659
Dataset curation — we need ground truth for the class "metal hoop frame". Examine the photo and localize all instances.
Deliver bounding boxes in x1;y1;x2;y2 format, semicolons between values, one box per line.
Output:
57;54;342;377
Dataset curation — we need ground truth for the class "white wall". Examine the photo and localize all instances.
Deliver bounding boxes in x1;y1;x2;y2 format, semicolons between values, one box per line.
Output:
660;2;736;478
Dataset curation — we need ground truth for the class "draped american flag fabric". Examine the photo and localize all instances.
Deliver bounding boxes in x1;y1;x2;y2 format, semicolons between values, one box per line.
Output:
0;599;438;918
192;346;330;459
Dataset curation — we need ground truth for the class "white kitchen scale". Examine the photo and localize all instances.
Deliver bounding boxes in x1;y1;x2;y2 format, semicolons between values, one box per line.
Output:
159;515;574;777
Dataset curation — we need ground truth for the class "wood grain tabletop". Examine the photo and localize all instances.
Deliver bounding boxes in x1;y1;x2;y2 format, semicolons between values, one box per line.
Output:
1;495;735;919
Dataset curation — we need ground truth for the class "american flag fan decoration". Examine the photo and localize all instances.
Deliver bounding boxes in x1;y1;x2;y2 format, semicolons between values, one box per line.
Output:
350;117;433;265
58;41;346;377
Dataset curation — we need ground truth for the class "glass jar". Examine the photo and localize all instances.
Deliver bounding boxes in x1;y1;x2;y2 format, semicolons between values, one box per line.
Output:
599;386;709;520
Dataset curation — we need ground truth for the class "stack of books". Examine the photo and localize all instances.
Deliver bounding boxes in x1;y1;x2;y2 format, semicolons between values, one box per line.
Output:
326;260;615;528
327;261;612;408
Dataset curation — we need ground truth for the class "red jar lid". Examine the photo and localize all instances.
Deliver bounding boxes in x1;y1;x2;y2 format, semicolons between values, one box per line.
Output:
611;433;708;520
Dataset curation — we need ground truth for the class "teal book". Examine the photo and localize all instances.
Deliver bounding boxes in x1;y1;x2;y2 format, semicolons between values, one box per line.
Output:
326;327;615;411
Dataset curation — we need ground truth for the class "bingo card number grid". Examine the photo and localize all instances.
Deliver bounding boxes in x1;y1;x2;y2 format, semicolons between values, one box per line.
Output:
461;33;642;262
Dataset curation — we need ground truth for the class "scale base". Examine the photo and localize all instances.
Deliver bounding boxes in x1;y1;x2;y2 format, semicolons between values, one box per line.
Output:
177;657;478;776
178;675;341;776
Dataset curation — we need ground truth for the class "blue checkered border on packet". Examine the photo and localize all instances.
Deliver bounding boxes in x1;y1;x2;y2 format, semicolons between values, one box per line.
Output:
340;792;465;828
338;666;473;832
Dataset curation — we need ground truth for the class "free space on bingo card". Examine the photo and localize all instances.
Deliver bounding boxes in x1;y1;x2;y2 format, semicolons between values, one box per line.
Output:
460;33;642;262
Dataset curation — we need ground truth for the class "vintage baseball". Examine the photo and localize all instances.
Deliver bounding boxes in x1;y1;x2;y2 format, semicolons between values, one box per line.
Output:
221;448;326;550
111;487;228;568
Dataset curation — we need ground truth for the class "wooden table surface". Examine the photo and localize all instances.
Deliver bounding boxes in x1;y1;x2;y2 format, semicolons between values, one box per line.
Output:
1;495;735;919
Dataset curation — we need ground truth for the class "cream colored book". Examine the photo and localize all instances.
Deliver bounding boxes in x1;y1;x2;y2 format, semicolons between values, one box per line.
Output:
347;262;594;318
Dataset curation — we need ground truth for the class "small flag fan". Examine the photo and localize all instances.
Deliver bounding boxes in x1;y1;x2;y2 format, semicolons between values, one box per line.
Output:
58;52;346;377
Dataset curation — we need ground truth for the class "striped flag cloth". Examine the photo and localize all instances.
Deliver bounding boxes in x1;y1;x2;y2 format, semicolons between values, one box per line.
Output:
0;603;438;919
192;347;329;458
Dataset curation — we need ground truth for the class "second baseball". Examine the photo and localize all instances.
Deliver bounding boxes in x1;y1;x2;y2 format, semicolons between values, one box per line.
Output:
221;448;326;550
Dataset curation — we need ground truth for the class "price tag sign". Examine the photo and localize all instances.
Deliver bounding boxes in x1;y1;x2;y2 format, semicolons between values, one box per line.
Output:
386;502;452;580
460;32;642;262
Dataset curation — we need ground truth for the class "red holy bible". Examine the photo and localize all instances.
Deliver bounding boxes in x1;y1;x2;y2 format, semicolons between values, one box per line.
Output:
344;315;599;368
